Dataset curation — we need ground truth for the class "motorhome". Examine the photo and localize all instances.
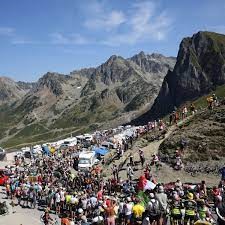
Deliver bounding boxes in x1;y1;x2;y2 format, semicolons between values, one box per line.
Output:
61;137;77;147
76;135;86;144
78;151;98;171
84;134;93;142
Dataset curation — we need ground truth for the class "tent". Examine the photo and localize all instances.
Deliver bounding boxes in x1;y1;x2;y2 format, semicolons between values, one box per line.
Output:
42;145;50;155
93;146;109;156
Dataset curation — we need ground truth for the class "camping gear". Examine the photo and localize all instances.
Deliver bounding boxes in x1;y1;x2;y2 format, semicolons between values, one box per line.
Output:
93;146;109;156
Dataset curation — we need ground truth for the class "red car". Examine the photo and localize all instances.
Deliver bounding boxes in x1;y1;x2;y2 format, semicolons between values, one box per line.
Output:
0;169;9;186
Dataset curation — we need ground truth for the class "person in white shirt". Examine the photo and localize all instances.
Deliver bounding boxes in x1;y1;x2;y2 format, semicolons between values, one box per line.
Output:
55;190;61;214
124;197;133;224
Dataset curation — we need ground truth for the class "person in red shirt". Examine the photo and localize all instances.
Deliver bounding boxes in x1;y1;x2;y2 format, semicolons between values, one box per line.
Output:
104;200;116;225
97;189;103;200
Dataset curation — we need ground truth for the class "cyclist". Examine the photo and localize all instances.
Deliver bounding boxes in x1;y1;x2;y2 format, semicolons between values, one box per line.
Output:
184;193;197;225
170;194;183;225
197;199;210;221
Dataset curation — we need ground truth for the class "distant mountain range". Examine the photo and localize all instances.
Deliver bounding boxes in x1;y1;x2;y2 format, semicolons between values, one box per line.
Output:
1;31;225;149
0;52;175;147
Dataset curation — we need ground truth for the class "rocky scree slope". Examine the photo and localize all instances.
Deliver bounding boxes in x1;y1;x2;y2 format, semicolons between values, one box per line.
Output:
159;104;225;162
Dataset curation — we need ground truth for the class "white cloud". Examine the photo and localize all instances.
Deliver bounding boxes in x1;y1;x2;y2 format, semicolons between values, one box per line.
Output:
84;1;126;30
102;1;172;46
50;32;89;45
82;1;172;46
84;10;126;30
0;27;37;45
0;27;15;36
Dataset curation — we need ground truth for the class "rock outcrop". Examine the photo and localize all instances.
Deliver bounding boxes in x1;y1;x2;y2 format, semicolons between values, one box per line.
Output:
135;31;225;123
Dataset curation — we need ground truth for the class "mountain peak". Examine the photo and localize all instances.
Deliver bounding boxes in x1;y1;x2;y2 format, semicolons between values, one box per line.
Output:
130;52;176;74
138;51;146;57
137;30;225;121
106;55;124;64
34;72;70;96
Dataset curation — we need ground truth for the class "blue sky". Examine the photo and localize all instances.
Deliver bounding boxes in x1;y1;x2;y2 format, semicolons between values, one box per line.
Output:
1;0;225;81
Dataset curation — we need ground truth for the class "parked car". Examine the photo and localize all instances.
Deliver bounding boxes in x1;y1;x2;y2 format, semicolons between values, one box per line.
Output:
0;147;6;161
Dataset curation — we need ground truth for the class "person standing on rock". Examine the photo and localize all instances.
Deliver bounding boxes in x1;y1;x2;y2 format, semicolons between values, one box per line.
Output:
139;149;145;168
182;106;188;119
190;103;195;115
127;164;134;181
112;164;119;180
155;186;168;225
129;155;134;167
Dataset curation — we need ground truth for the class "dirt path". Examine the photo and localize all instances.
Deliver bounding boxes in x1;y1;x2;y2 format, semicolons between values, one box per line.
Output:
103;120;220;187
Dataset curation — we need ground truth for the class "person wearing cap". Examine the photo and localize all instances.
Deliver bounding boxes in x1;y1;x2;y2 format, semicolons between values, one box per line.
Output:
155;186;168;225
175;178;183;189
169;193;183;225
184;192;197;225
147;192;161;225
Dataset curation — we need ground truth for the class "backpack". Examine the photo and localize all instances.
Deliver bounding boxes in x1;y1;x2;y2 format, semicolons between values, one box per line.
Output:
149;200;161;217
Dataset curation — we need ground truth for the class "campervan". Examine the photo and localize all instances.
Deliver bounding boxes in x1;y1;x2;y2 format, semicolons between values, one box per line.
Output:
61;137;77;147
32;145;42;155
78;151;98;171
84;134;93;142
76;135;85;144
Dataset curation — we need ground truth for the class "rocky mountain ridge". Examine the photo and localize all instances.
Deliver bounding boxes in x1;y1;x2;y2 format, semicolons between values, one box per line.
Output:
0;77;31;104
0;51;175;147
134;31;225;123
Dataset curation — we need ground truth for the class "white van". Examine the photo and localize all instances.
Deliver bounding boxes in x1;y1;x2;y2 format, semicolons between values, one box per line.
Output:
76;135;85;144
61;137;77;147
78;151;98;171
84;134;93;142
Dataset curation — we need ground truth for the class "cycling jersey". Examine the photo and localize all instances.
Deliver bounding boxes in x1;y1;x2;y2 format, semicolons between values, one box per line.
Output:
198;206;208;220
171;201;182;215
184;200;197;216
